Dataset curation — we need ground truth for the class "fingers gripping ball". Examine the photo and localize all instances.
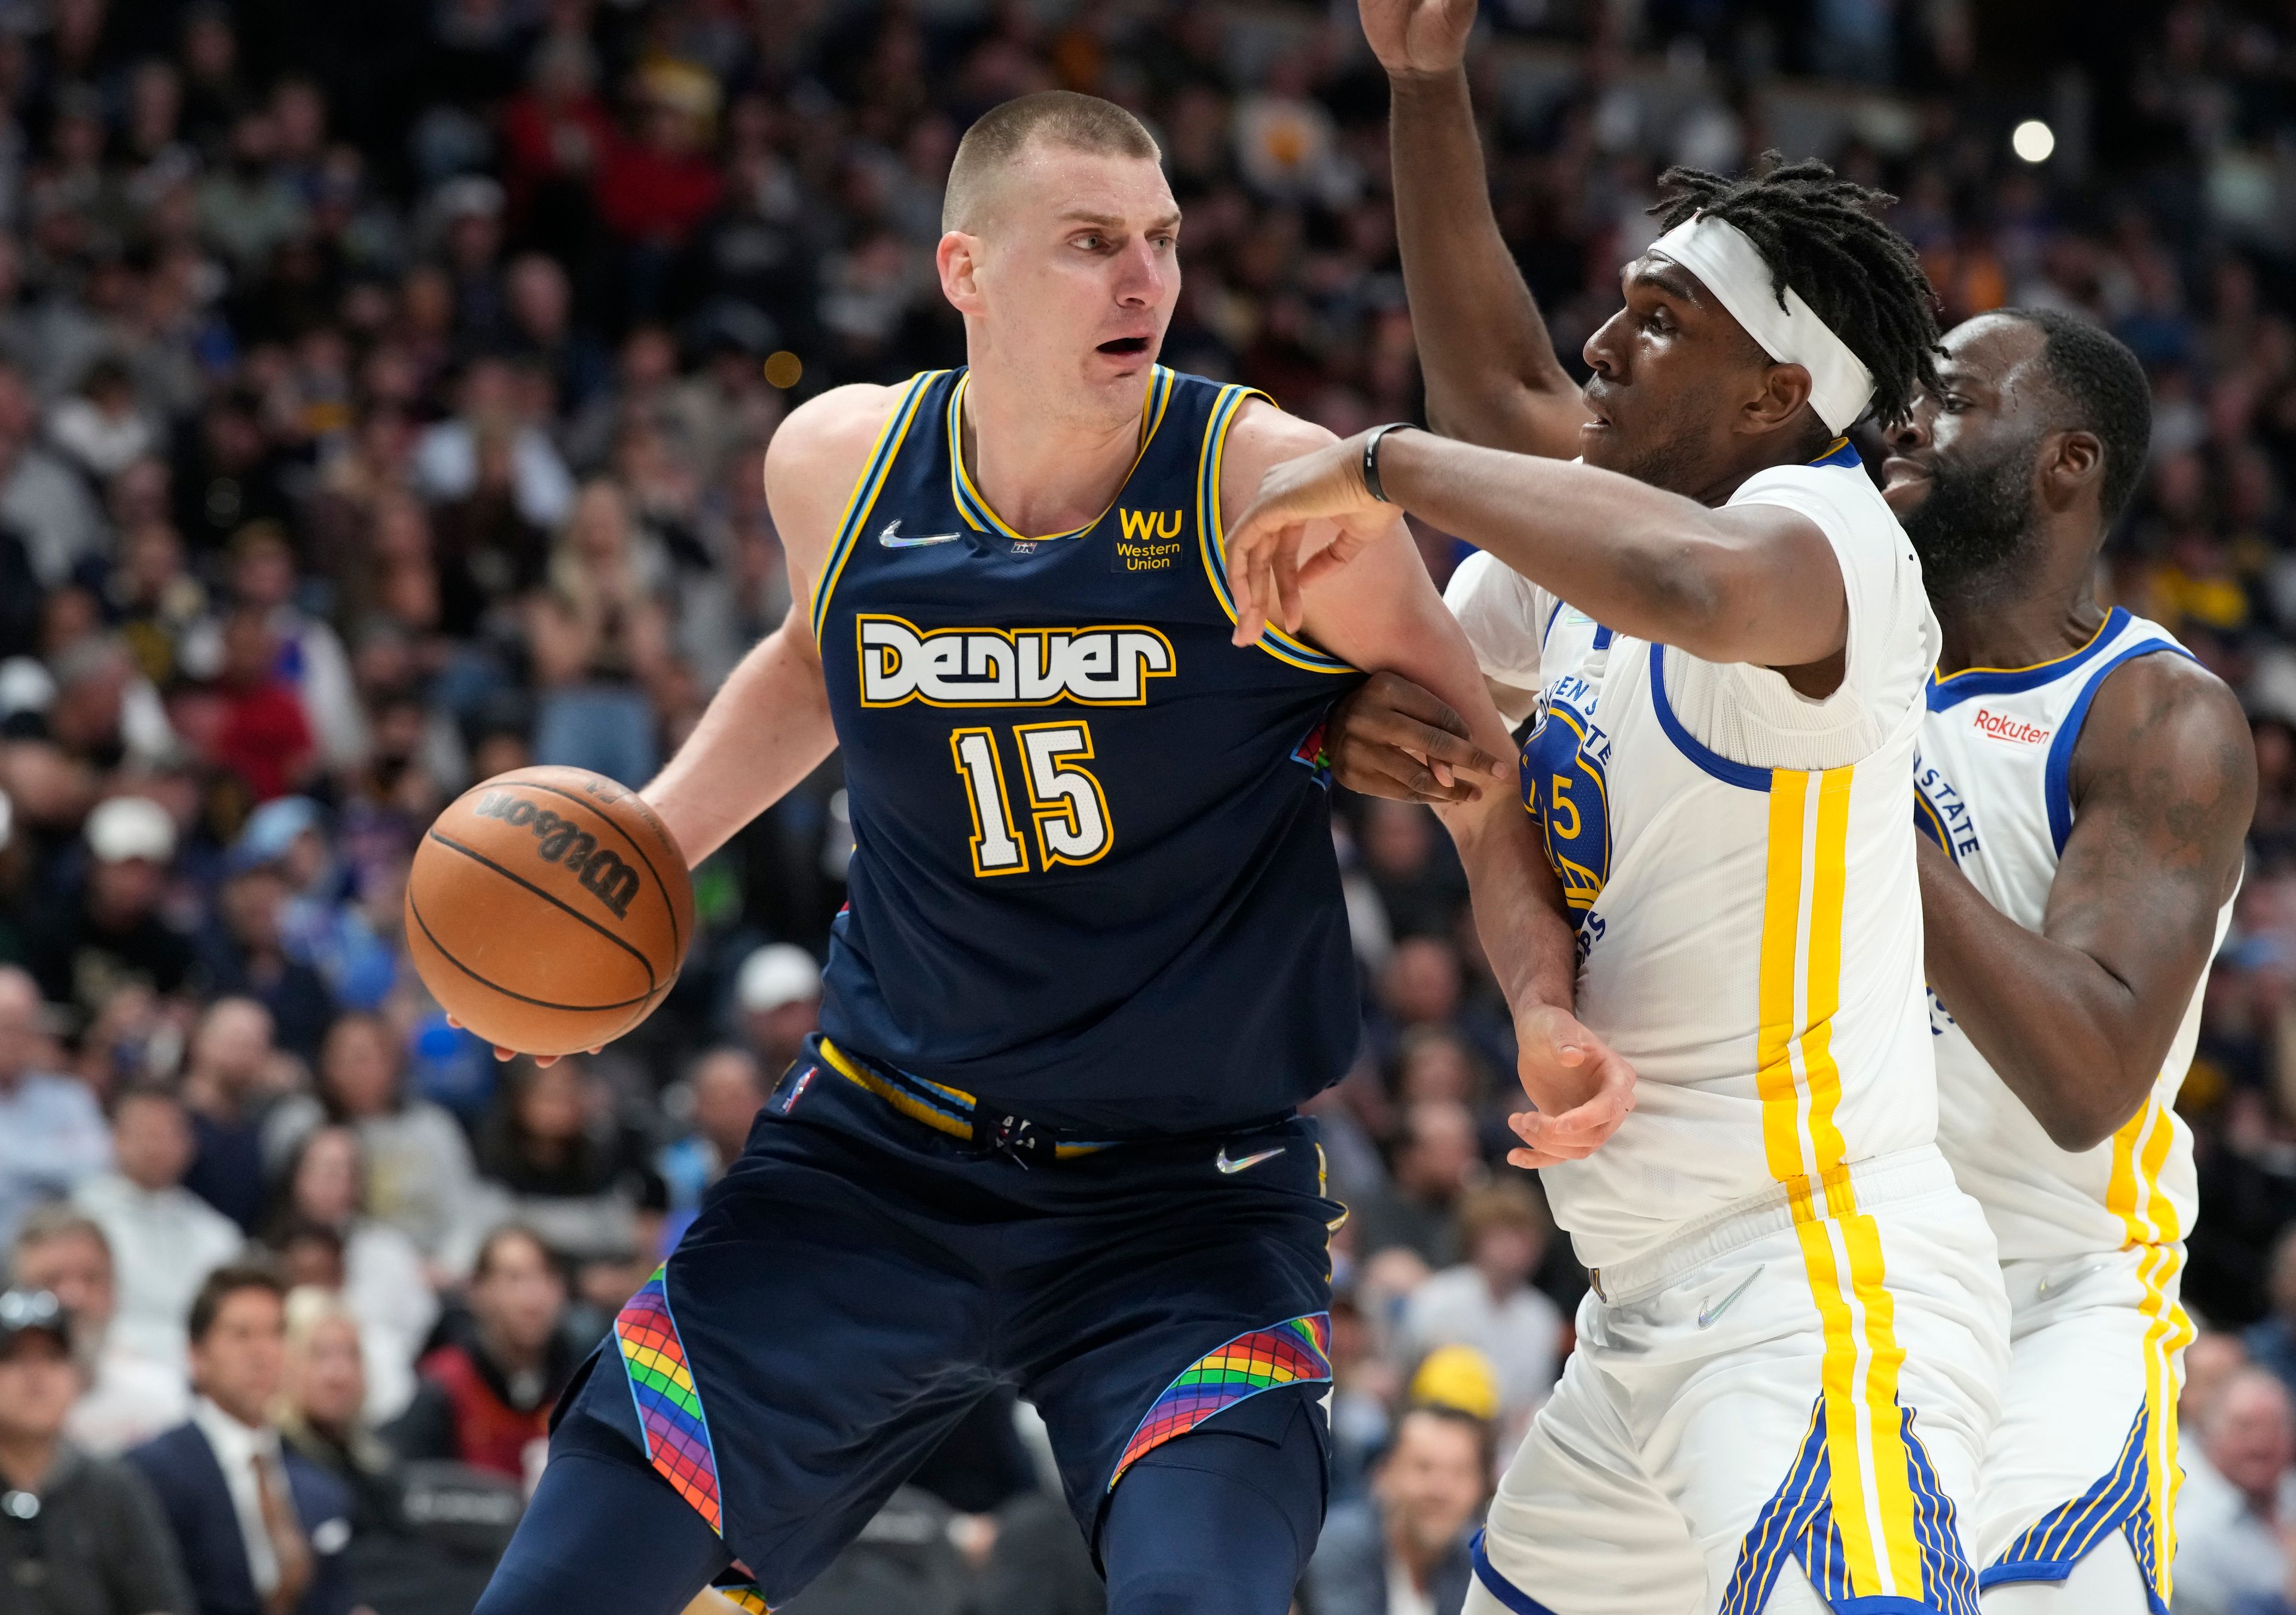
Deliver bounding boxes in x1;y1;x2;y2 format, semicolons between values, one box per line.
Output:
407;767;695;1057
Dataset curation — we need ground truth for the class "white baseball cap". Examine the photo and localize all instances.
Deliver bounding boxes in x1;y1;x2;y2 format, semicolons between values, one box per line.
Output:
86;796;176;865
737;944;820;1015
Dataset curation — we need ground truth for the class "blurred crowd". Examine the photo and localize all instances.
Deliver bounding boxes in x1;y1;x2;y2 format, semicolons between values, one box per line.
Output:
0;0;2291;1612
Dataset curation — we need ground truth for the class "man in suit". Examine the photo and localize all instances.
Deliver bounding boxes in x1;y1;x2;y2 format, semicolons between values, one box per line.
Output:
1302;1405;1491;1615
128;1263;355;1615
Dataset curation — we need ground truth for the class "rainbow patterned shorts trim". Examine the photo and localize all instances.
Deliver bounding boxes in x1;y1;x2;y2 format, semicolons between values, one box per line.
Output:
712;1579;771;1614
613;1266;726;1536
1107;1313;1332;1491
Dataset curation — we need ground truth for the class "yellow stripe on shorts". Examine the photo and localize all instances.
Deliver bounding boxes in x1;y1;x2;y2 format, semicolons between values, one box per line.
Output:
1757;764;1926;1605
2104;1095;2196;1604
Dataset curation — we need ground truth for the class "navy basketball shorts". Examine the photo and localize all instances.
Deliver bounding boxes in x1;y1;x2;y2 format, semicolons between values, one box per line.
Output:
557;1034;1344;1610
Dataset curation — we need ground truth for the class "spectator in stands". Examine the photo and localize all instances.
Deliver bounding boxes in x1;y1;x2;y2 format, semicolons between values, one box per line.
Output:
658;1046;764;1211
524;478;671;786
195;845;335;1061
0;361;106;586
177;999;303;1231
129;1263;355;1615
2190;1330;2252;1428
1302;1403;1490;1615
295;1012;491;1272
2248;1226;2296;1400
474;1057;650;1265
733;943;820;1075
276;1288;409;1572
2176;1367;2296;1615
412;355;574;535
25;796;195;1036
74;1083;245;1370
0;1285;194;1615
1347;1100;1482;1269
1398;1181;1565;1424
386;1226;577;1486
9;1204;187;1455
231;799;394;1017
262;1126;435;1423
0;962;110;1247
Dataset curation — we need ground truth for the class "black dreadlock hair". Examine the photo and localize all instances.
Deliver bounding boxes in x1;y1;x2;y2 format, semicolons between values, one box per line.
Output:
1649;153;1943;431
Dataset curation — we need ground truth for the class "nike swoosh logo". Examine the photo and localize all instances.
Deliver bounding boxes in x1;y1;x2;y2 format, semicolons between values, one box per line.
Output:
878;521;961;548
2037;1262;2108;1299
1216;1145;1284;1176
1696;1265;1763;1328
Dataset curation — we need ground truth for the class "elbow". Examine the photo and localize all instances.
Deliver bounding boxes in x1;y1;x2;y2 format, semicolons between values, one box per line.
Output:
2035;1106;2117;1156
2028;1067;2152;1155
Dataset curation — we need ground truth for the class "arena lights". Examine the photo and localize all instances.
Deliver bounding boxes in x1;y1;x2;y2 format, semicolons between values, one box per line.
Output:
2012;120;2057;163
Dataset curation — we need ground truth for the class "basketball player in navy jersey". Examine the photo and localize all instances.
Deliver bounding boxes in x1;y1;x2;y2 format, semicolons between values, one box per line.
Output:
464;91;1634;1615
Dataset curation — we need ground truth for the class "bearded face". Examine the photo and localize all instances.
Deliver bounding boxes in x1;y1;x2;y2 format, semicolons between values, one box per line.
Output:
1900;425;2044;598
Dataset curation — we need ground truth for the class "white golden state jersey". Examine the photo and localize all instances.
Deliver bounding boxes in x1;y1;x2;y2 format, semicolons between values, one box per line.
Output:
1448;442;1949;1271
1920;606;2231;1264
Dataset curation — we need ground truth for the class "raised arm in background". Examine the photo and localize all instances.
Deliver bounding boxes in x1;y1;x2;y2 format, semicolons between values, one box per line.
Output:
1365;0;1586;457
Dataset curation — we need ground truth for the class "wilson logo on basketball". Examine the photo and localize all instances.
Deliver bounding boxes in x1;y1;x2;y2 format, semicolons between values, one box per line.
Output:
471;790;643;919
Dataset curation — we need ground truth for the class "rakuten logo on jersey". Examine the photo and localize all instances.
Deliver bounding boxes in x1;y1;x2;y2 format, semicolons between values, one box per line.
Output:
1971;707;2051;746
857;613;1177;707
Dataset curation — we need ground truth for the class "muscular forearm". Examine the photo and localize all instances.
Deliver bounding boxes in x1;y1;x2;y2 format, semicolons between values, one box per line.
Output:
642;616;836;866
1390;71;1583;457
1436;792;1579;1086
1376;431;1780;658
1918;838;2157;1152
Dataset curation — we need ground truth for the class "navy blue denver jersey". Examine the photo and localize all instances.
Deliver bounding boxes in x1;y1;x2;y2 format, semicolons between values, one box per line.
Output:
807;366;1363;1133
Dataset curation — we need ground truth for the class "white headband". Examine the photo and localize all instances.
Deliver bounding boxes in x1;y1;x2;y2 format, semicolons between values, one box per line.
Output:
1648;214;1875;434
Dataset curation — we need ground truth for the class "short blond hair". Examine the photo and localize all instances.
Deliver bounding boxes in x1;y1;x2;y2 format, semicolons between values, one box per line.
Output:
942;91;1160;233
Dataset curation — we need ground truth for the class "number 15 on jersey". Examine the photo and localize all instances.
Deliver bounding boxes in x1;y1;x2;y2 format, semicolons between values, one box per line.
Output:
950;722;1113;876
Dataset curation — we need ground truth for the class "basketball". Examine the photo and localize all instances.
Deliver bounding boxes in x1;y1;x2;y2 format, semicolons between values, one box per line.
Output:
406;766;695;1056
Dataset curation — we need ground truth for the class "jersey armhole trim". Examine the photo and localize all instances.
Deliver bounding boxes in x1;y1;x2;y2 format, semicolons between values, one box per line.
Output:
808;370;943;640
1195;386;1357;675
1648;640;1775;792
2044;640;2197;853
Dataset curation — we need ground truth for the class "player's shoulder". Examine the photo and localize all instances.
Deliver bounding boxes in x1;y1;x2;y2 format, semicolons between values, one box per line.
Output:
765;380;923;479
2074;637;2255;816
1219;396;1339;487
763;377;945;571
1728;447;1895;528
2084;636;2251;752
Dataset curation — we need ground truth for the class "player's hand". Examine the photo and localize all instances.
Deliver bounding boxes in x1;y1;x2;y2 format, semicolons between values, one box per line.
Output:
1506;1003;1635;1170
1360;0;1476;78
445;1016;601;1066
1225;432;1393;649
1329;671;1510;803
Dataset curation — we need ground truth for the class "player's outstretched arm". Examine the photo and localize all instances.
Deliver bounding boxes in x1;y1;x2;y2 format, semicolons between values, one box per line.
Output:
1222;404;1635;1165
1222;425;1847;671
1922;654;2255;1152
1363;0;1586;458
640;384;902;865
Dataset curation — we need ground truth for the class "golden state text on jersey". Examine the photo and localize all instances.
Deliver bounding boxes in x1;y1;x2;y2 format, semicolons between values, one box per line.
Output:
1520;654;1614;960
804;367;1364;1134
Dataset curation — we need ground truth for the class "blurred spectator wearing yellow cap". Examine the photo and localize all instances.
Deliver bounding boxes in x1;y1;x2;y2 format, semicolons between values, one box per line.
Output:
1399;1182;1566;1430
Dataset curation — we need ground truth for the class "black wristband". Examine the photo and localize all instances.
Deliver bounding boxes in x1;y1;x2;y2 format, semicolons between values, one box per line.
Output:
1361;422;1415;504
